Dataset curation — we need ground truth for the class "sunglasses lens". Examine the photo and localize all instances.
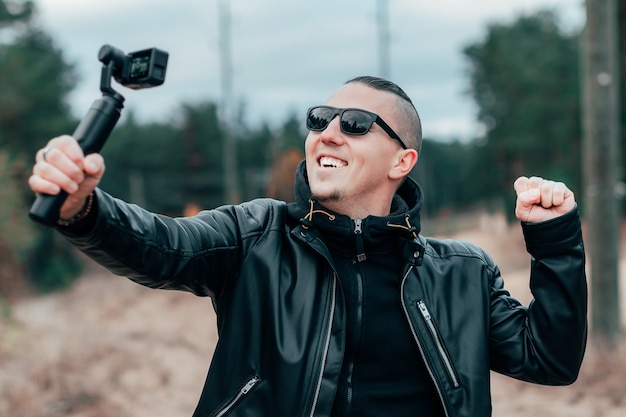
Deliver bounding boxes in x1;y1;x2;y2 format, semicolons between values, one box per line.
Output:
341;110;373;135
306;107;376;136
307;107;334;131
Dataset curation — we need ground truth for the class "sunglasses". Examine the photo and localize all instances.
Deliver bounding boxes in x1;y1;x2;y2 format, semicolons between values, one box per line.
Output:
306;105;408;150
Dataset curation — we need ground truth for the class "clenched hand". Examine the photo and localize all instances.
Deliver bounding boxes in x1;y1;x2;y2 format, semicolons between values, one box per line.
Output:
514;176;576;223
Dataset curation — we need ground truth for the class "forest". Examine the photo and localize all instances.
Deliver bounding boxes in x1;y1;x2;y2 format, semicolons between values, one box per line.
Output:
1;0;625;295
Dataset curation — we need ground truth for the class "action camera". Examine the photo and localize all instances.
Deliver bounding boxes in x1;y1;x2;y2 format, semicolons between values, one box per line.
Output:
98;44;168;89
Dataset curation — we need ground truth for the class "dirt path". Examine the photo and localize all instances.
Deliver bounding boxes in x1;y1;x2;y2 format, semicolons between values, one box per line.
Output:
1;218;625;416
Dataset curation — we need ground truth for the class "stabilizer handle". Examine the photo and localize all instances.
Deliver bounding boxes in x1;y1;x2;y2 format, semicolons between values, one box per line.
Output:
29;94;123;227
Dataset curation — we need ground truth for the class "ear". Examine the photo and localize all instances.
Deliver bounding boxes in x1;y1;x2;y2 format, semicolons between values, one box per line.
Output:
389;149;418;180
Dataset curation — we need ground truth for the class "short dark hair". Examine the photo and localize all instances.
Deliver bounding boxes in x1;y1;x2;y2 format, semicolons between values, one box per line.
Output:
345;76;422;152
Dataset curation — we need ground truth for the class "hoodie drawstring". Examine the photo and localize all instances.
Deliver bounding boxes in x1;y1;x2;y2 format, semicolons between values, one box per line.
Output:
388;215;425;266
300;199;336;229
386;215;419;239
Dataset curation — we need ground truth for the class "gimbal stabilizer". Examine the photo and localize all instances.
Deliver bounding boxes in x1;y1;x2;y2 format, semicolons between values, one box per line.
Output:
29;44;168;227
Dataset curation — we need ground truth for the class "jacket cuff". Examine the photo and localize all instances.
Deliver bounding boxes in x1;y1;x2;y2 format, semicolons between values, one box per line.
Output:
521;205;583;257
55;189;101;236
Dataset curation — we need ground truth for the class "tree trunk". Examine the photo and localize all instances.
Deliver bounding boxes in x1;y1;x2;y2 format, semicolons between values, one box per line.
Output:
582;0;623;346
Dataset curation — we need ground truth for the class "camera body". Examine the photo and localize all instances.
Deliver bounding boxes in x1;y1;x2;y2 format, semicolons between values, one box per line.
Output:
98;44;168;90
29;43;169;227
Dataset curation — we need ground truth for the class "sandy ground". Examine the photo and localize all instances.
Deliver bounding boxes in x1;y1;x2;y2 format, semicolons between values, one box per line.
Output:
1;213;625;416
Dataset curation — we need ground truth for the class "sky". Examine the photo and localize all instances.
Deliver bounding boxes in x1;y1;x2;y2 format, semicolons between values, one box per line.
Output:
34;0;584;141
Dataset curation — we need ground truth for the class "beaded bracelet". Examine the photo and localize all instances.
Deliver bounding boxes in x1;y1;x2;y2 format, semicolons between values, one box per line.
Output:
57;192;95;227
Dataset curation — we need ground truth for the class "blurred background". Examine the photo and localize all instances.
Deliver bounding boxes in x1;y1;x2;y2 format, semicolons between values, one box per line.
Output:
0;0;624;416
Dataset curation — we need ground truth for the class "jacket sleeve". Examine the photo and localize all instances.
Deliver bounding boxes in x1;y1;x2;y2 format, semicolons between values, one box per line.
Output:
58;188;270;298
488;206;587;385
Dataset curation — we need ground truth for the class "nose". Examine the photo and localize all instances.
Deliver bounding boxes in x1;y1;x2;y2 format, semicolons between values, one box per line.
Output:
318;116;346;146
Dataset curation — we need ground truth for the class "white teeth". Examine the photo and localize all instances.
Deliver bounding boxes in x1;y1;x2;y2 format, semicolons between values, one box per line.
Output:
319;156;347;168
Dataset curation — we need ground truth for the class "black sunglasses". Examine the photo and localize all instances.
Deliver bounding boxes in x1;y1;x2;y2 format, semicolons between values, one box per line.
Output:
306;105;408;150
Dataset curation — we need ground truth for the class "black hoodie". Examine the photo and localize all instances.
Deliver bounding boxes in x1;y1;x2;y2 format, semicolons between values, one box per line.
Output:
289;161;445;416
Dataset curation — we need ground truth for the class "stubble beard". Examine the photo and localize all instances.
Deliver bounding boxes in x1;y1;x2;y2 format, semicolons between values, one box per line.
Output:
312;190;342;203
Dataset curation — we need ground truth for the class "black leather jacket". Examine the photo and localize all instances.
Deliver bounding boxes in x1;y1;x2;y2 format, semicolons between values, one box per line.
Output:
60;164;587;417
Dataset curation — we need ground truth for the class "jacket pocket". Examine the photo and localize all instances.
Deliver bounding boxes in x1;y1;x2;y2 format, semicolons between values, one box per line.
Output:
417;300;460;388
213;375;261;417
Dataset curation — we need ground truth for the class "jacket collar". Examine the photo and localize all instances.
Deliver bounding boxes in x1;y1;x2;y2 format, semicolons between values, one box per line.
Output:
288;160;425;262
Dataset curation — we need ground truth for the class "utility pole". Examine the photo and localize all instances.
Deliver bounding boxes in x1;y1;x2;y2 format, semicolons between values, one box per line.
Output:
218;0;240;204
582;0;622;346
377;0;390;79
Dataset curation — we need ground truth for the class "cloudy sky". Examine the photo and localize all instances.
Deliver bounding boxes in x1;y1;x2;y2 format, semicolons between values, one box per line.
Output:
35;0;584;140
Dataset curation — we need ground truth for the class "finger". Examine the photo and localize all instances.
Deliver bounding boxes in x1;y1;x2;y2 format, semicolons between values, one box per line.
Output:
551;182;566;206
527;176;543;191
33;159;81;194
515;179;541;207
513;176;529;194
540;179;555;208
65;154;105;202
37;135;84;164
38;145;86;185
83;153;105;178
51;135;84;160
28;173;61;195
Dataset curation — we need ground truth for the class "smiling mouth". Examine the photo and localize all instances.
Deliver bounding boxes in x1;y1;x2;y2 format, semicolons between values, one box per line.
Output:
319;156;347;168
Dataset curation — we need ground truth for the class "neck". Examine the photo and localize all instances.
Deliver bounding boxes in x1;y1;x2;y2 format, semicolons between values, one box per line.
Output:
316;197;393;219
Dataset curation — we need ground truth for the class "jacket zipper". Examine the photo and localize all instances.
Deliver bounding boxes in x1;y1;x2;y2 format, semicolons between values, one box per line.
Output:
213;375;260;417
400;266;451;417
336;218;366;414
308;273;337;417
340;242;365;415
354;219;366;262
417;300;460;388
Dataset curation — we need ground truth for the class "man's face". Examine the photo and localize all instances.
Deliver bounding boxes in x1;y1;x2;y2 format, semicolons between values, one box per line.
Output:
304;83;406;217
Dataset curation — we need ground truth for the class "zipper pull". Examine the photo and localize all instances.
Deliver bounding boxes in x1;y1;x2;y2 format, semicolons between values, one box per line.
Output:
418;300;431;320
354;218;363;234
354;219;366;262
214;376;260;417
241;376;259;394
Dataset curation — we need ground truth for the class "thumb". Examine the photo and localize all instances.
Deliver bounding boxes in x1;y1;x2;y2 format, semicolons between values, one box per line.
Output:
513;176;541;221
514;176;540;207
83;154;105;179
516;188;541;211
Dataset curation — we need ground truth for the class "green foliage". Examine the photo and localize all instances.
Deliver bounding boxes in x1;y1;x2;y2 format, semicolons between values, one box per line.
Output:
236;122;273;200
0;0;33;30
0;30;77;158
25;231;82;293
412;139;471;216
0;0;80;294
176;102;225;210
236;112;306;201
3;3;616;295
275;111;307;153
0;151;36;261
463;10;582;200
101;112;187;214
101;105;309;215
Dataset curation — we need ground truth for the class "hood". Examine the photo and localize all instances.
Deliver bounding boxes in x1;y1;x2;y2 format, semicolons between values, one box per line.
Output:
287;160;425;252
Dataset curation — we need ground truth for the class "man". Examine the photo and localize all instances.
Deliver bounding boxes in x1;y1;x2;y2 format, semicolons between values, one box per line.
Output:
28;76;587;417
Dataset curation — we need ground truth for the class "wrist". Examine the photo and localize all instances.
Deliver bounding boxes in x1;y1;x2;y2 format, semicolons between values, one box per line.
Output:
57;193;95;227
